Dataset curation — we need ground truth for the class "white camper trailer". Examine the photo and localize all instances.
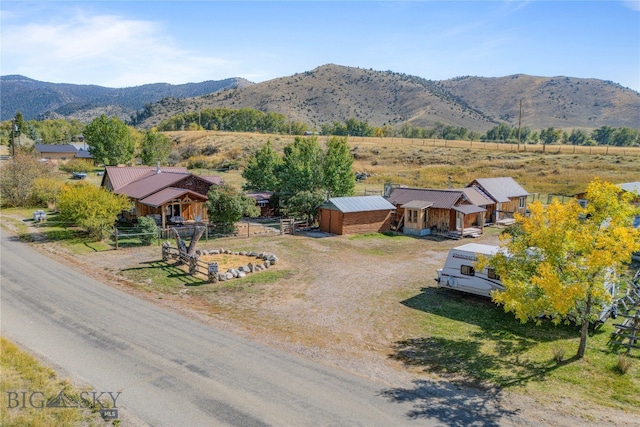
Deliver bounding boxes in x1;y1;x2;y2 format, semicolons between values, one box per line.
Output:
436;243;618;323
436;243;504;297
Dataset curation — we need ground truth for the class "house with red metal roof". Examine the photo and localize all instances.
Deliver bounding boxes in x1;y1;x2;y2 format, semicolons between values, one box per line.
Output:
101;165;222;229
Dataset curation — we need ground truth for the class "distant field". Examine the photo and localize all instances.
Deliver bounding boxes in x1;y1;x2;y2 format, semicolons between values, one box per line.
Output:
166;130;640;196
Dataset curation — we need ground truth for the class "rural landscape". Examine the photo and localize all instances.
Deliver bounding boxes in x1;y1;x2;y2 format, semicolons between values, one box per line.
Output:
1;64;640;427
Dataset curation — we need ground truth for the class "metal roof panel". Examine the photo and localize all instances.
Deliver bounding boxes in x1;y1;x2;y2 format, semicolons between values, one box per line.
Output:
324;196;396;213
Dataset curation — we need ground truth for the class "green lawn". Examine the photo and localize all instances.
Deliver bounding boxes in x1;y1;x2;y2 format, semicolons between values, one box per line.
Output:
393;285;640;410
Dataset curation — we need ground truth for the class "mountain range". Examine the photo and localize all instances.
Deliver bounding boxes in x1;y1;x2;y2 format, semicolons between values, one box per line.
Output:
2;64;639;132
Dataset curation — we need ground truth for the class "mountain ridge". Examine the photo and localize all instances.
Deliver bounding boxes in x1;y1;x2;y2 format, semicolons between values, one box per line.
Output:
2;64;639;132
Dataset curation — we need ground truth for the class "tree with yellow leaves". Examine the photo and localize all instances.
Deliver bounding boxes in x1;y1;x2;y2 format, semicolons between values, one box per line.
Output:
486;178;640;359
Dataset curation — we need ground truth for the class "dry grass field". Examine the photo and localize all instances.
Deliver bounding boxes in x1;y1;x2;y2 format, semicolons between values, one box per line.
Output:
167;130;640;196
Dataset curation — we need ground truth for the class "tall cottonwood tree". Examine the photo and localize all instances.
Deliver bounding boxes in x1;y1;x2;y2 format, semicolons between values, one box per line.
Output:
277;136;324;197
242;140;282;191
483;178;640;359
322;136;355;198
85;115;135;166
140;130;172;166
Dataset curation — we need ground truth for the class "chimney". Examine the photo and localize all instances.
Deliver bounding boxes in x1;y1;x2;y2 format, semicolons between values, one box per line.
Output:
156;161;161;174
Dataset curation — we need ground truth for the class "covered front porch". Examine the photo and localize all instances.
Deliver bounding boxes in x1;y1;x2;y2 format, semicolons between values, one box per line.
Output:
135;187;209;229
449;204;486;239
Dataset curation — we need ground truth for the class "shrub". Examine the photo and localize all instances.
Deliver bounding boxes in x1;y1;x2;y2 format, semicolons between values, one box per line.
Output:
58;158;94;173
135;216;159;245
57;183;130;240
180;145;199;159
552;347;566;363
614;354;633;375
187;155;216;169
201;144;219;156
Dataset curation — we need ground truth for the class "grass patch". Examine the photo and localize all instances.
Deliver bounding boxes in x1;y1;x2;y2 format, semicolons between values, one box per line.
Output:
393;287;640;409
0;337;108;427
120;260;202;289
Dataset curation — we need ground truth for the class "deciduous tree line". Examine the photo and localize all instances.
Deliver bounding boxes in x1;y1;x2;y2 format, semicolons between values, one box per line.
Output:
2;111;639;148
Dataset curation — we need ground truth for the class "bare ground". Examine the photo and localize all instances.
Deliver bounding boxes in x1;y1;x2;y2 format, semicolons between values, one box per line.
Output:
3;214;638;426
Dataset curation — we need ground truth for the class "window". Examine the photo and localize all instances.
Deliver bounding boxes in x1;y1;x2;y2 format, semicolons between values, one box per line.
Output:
519;197;526;209
488;268;500;280
408;210;418;223
461;265;475;276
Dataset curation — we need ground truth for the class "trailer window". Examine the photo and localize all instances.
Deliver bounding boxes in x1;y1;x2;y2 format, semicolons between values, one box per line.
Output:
488;268;500;280
461;265;475;276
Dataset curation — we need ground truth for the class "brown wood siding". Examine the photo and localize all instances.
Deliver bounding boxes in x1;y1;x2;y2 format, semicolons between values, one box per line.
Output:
499;197;526;219
319;208;392;235
427;208;454;232
341;210;392;235
173;175;214;196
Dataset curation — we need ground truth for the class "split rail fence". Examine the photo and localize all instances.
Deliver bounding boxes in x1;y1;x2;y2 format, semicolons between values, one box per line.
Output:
610;269;640;354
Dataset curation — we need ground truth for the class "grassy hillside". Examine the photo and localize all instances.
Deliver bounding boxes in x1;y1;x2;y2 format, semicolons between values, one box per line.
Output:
135;64;640;131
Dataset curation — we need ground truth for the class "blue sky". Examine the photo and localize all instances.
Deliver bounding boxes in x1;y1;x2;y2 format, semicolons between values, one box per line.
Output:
2;1;639;91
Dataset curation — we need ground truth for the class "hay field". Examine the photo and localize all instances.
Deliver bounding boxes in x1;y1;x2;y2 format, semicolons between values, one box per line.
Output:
167;130;640;196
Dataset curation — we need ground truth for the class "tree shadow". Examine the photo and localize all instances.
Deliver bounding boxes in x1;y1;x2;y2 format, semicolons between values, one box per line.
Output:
392;287;584;389
380;379;520;427
121;260;207;286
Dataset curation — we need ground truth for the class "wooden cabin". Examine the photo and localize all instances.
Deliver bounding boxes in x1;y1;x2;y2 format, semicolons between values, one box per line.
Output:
101;166;222;229
466;177;529;224
387;187;490;237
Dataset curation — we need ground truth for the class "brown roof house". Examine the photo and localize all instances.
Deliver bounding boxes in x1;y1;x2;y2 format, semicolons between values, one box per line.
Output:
466;177;529;224
101;165;222;229
318;196;396;235
386;187;491;238
35;144;93;161
246;191;275;217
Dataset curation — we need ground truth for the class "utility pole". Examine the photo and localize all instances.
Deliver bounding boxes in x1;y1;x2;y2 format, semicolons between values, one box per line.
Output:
11;118;16;157
517;99;522;152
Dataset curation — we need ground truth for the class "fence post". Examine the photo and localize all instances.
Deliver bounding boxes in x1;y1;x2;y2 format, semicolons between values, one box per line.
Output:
115;228;119;250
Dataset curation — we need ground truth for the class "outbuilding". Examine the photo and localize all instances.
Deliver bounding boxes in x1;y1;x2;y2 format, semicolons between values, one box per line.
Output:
318;196;396;235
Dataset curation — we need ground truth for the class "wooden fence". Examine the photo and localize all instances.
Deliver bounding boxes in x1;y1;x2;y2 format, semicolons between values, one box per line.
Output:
610;269;640;354
162;244;219;283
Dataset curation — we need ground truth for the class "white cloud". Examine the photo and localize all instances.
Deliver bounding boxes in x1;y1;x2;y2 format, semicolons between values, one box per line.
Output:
1;11;234;87
622;0;640;12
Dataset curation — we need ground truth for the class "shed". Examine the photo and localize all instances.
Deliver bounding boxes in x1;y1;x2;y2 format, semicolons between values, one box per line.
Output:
318;196;396;235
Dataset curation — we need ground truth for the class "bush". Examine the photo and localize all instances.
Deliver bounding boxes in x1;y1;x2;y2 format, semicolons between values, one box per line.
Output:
187;155;216;169
180;145;199;159
135;216;159;245
201;144;219;156
58;158;94;173
614;354;633;375
57;183;130;240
